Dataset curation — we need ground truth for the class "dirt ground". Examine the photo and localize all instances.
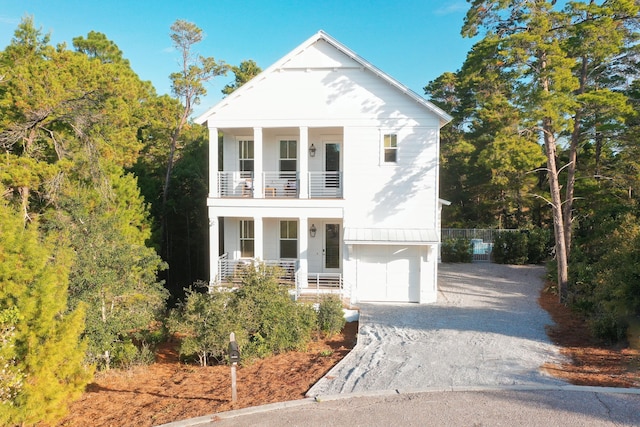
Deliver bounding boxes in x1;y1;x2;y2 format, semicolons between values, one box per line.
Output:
55;291;639;427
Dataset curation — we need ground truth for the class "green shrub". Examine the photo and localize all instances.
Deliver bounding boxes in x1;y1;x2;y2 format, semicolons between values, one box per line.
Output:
167;285;239;366
441;238;472;262
233;264;317;359
318;295;346;337
526;228;552;264
493;231;528;264
169;265;319;366
588;311;628;344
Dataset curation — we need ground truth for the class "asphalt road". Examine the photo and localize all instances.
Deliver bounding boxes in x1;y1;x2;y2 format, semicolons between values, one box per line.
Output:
161;386;640;427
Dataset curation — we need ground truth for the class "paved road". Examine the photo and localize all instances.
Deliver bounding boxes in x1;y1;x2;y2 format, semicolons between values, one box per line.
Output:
308;263;565;395
161;386;640;427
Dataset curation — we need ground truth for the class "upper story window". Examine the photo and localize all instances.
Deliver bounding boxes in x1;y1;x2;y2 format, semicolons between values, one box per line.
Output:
279;220;298;259
279;140;297;174
383;133;398;164
239;140;254;173
240;220;254;258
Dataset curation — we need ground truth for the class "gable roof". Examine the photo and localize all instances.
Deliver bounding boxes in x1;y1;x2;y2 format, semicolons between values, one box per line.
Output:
195;30;452;128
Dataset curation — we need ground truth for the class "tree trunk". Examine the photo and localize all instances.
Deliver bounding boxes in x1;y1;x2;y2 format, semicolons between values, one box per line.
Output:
543;120;569;302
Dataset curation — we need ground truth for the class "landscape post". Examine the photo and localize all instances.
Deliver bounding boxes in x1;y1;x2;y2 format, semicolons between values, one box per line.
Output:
229;332;240;403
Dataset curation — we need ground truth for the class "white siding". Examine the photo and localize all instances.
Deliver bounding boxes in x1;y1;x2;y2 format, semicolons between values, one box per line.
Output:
205;32;447;304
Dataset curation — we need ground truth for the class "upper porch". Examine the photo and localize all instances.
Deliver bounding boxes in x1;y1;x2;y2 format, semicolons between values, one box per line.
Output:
208;126;344;200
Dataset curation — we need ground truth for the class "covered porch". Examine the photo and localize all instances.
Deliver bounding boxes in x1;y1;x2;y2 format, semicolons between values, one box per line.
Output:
209;215;346;301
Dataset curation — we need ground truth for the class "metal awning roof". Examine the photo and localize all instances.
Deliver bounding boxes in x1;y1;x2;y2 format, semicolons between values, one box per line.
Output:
343;228;439;245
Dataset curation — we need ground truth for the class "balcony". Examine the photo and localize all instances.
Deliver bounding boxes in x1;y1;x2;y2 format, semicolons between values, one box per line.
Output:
216;171;342;199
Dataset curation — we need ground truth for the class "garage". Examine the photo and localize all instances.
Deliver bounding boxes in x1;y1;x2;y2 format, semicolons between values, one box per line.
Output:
356;245;420;302
344;228;439;304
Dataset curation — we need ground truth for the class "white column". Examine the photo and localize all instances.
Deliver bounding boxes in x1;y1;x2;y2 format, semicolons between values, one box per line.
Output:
298;217;309;288
254;216;264;261
253;127;263;198
208;213;219;291
299;126;309;199
208;127;219;198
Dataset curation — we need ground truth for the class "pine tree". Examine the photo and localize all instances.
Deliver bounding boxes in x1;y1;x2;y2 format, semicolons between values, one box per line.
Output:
0;198;92;426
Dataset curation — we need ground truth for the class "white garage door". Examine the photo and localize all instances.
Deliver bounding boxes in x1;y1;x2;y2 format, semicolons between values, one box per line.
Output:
357;246;420;302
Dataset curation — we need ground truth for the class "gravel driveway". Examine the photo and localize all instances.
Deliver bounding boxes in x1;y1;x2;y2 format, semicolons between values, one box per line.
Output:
307;263;567;396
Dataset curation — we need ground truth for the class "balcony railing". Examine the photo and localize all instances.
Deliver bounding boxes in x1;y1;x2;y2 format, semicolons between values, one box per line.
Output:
215;171;342;199
309;172;342;198
218;171;254;198
263;171;298;198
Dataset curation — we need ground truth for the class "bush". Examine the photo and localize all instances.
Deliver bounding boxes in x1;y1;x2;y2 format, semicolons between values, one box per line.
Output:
526;228;552;264
169;265;319;365
318;295;346;337
493;231;528;264
233;264;317;359
441;238;472;262
588;311;628;344
167;285;238;366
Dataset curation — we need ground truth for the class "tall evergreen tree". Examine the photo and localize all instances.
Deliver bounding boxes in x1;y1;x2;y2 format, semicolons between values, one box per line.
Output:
461;0;639;299
0;197;91;426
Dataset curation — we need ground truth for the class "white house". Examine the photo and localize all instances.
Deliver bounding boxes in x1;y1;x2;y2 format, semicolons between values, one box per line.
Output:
196;31;451;304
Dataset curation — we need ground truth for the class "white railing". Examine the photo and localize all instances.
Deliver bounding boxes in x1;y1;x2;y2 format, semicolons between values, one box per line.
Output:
309;172;342;198
218;171;253;198
217;254;298;285
262;171;298;198
296;273;343;300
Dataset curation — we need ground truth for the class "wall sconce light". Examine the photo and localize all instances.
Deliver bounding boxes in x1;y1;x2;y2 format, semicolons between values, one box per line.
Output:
310;224;317;237
309;143;316;157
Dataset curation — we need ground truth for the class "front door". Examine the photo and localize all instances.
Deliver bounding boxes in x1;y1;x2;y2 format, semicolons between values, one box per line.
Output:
324;143;340;188
324;223;340;272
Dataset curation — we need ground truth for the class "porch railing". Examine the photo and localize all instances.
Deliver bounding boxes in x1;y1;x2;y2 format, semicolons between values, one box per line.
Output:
217;254;298;286
309;172;342;198
295;273;343;301
262;171;298;198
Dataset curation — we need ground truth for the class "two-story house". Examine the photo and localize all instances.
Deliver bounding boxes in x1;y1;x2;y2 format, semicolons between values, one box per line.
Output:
196;31;451;304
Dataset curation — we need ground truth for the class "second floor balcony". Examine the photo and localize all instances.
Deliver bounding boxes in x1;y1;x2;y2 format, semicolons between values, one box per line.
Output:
216;171;343;199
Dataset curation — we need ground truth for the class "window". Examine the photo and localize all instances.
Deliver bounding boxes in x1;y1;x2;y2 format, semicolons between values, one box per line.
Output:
383;134;397;163
279;140;297;177
279;220;298;259
239;140;254;173
240;220;254;258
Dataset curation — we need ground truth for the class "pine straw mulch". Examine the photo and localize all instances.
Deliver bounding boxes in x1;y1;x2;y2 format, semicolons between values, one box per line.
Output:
55;322;358;427
539;287;640;388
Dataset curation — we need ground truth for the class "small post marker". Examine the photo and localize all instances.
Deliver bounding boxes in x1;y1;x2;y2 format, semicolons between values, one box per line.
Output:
229;332;240;403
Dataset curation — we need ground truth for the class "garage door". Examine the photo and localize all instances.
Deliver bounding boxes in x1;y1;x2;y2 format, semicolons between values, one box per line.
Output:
356;246;420;302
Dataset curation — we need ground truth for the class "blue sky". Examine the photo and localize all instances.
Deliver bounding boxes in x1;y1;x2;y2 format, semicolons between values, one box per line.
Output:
0;0;475;116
